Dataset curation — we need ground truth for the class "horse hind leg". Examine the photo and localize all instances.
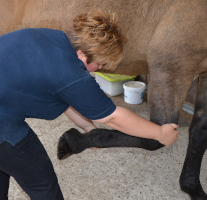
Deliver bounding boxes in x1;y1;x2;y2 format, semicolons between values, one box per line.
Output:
180;75;207;200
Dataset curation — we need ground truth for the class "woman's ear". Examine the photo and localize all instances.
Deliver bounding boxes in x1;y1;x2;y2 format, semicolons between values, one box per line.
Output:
77;50;85;60
77;50;88;66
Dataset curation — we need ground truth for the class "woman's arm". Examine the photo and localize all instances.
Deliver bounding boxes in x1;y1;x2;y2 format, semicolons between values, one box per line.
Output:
64;106;96;133
93;106;179;147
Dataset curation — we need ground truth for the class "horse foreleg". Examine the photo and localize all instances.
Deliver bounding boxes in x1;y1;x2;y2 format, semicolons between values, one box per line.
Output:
57;128;164;160
180;75;207;200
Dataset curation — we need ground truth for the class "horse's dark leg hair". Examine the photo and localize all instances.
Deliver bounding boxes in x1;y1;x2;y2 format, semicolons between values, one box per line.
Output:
57;128;164;160
180;75;207;200
85;129;164;150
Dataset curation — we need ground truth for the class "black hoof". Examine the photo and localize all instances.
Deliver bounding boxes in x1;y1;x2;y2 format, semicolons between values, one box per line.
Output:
57;128;86;160
57;133;74;160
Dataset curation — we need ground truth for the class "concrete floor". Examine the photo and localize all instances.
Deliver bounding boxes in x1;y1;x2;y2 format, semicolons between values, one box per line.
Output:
8;94;207;200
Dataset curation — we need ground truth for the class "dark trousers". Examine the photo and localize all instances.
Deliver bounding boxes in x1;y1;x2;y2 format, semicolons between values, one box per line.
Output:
0;129;64;200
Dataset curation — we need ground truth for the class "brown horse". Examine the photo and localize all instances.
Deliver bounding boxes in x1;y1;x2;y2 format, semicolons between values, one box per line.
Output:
1;0;207;199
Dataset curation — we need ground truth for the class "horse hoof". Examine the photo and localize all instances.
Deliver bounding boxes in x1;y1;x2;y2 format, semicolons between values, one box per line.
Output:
57;134;74;160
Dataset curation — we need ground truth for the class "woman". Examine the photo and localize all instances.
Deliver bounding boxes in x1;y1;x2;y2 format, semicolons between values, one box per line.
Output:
0;8;179;200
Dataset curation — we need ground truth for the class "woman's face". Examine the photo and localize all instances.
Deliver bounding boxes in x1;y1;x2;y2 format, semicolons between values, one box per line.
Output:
77;50;105;72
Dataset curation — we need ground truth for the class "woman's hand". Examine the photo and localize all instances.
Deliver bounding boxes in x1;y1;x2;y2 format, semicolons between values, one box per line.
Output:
158;124;180;147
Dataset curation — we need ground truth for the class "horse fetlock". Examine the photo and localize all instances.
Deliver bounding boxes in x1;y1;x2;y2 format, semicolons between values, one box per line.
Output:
180;176;207;200
141;138;164;151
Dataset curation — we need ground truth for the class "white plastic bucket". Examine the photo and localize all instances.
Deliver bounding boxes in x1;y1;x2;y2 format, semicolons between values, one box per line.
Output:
123;81;146;104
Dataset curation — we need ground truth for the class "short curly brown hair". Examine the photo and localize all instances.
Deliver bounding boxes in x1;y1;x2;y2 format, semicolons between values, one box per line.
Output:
66;7;127;71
